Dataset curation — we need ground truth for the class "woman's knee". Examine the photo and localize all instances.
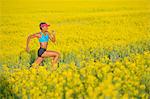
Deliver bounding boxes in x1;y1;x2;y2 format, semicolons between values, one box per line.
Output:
46;50;60;58
56;52;60;57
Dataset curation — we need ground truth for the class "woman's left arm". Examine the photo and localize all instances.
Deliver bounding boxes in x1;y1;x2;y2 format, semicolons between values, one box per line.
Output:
47;31;56;43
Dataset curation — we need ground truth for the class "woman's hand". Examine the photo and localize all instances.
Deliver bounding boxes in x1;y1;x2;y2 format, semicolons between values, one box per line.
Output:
51;30;56;36
47;30;56;43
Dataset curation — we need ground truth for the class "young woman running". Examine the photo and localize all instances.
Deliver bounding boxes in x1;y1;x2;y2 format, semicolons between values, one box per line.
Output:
26;22;60;70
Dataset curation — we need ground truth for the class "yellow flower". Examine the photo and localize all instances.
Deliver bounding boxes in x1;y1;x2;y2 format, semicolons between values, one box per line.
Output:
122;93;129;99
140;85;146;90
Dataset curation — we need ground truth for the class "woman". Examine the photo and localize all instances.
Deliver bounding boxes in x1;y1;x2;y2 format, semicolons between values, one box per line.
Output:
26;22;60;70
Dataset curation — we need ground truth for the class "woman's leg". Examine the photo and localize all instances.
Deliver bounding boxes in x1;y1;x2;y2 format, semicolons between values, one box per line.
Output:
32;57;44;68
34;57;44;65
32;47;45;67
41;50;60;70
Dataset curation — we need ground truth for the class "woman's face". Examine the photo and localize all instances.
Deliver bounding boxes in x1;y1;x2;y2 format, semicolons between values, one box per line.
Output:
42;26;48;31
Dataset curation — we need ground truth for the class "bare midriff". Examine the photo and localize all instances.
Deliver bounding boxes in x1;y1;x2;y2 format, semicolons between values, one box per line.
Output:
40;42;48;49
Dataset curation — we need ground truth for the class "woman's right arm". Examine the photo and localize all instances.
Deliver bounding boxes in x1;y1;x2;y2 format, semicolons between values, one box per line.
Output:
26;33;40;52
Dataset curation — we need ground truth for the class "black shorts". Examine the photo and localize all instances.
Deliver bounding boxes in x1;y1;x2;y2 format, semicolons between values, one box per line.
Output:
38;47;46;57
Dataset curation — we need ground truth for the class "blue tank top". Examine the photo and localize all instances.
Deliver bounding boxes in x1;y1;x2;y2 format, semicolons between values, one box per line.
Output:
39;32;49;42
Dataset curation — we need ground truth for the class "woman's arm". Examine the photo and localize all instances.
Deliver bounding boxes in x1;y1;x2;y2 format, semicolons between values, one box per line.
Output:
26;33;40;52
47;30;56;43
